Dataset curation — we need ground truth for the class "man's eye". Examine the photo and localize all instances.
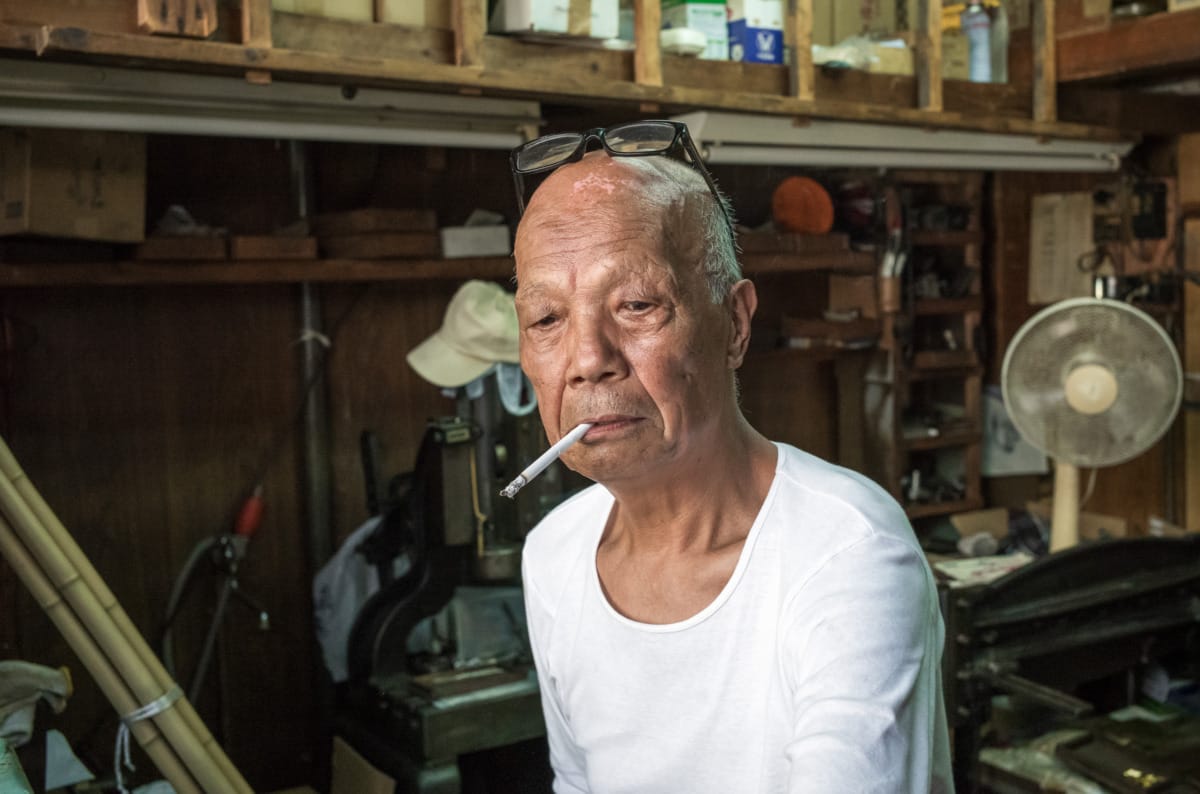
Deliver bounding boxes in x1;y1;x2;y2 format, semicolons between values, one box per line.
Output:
533;314;558;328
624;301;654;312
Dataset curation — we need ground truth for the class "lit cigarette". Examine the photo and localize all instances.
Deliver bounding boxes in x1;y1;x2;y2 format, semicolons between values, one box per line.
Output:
500;422;593;499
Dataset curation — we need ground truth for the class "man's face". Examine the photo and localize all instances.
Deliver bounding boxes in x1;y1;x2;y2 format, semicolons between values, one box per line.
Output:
514;162;737;485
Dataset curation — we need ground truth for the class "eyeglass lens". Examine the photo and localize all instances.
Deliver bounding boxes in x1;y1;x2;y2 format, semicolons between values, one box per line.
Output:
516;133;587;171
516;122;682;173
605;122;677;153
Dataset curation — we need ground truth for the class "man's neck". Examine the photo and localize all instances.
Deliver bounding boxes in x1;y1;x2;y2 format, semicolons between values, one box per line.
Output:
601;417;778;555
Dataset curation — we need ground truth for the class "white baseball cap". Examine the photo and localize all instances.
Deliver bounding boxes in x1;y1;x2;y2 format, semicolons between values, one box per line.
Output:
406;280;520;388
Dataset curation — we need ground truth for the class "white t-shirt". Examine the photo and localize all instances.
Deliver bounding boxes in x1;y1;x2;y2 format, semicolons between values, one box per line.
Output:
522;442;954;794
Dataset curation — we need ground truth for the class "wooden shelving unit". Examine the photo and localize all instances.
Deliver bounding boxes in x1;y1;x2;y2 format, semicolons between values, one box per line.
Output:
0;1;1146;140
1057;5;1200;84
862;171;985;525
0;248;869;288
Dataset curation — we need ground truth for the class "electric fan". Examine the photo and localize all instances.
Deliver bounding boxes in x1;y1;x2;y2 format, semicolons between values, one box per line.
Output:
1001;297;1183;552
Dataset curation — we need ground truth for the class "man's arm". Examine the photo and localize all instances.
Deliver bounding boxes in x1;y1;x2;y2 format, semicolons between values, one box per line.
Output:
779;535;950;793
523;570;590;794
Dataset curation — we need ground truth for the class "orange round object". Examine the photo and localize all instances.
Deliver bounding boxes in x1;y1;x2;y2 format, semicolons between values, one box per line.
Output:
771;176;835;234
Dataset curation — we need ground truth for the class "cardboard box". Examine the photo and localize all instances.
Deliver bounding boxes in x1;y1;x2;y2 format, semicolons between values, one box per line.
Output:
828;274;879;319
728;12;783;63
864;33;969;80
0;128;146;243
726;0;781;27
726;0;783;58
663;0;729;60
1026;499;1128;542
271;0;372;22
490;0;619;39
331;737;395;794
377;0;451;28
440;225;511;258
950;507;1010;541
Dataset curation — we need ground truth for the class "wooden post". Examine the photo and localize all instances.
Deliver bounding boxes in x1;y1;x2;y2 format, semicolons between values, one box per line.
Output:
916;0;943;112
634;0;663;87
453;0;487;67
241;0;271;48
1185;219;1200;532
568;0;591;36
138;0;218;37
1033;0;1057;122
787;0;814;102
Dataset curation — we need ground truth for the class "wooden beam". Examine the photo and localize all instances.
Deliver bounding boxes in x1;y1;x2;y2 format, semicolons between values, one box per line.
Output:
634;0;662;87
1059;87;1200;136
0;258;516;287
787;0;814;102
0;21;1129;141
1033;0;1056;122
1186;219;1200;532
915;0;943;112
1058;5;1200;83
452;0;486;68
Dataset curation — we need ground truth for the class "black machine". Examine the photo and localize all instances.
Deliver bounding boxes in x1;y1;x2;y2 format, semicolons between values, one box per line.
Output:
947;536;1200;792
335;416;550;794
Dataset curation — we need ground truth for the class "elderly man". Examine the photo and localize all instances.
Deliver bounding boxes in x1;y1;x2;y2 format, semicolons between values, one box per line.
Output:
511;121;952;793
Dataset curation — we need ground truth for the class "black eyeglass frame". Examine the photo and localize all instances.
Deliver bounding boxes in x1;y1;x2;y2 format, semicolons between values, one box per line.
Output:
509;121;733;235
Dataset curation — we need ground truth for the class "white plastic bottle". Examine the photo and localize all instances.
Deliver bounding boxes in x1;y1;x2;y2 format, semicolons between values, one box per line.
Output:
962;2;992;83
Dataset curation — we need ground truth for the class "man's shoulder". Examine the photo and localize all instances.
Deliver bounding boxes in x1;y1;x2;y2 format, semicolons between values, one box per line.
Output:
763;443;927;590
771;442;909;536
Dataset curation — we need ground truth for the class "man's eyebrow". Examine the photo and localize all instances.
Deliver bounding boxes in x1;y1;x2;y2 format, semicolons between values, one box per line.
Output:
515;283;552;304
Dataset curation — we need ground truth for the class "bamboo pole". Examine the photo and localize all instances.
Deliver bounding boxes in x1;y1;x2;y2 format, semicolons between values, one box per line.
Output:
0;437;253;794
0;515;202;794
0;452;240;793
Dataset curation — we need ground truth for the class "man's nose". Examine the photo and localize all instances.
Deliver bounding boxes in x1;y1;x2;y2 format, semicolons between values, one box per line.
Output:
565;316;625;386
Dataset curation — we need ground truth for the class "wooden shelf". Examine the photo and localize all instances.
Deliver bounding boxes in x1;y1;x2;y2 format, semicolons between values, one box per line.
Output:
912;350;979;370
910;230;983;247
906;365;983;383
1058;7;1200;84
905;496;984;520
0;16;1134;141
747;345;871;365
741;250;877;275
0;257;516;287
0;248;875;287
913;297;983;315
904;428;982;451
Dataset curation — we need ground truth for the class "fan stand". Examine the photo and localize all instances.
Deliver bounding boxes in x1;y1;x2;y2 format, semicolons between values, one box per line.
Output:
1050;460;1080;552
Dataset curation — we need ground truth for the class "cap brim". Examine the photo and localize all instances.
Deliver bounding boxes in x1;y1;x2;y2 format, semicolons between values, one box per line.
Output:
406;331;496;388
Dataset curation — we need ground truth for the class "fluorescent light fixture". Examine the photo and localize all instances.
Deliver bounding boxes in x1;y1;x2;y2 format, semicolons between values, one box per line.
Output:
675;111;1133;173
0;59;540;149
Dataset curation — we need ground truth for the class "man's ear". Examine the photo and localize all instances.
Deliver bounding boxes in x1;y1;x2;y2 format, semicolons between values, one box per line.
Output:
726;279;757;370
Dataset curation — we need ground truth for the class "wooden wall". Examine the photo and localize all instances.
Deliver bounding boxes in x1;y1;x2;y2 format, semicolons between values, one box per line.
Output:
0;133;848;790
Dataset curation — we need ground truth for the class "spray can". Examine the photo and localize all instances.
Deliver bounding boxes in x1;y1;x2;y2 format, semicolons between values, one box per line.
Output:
961;3;992;83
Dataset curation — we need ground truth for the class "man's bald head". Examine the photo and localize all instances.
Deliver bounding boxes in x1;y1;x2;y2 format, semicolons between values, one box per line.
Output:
515;152;740;303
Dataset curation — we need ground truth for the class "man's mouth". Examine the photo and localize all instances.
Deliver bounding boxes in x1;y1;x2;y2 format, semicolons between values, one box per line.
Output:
577;415;641;439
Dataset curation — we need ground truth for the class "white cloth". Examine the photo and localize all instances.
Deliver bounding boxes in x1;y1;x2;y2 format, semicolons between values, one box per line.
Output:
522;443;953;794
313;516;414;682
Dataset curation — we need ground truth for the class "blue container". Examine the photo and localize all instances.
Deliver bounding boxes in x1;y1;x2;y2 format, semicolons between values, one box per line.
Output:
728;20;783;64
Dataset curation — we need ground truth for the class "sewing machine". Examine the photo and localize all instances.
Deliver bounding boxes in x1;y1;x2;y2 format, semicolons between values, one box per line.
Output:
336;399;562;793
